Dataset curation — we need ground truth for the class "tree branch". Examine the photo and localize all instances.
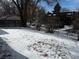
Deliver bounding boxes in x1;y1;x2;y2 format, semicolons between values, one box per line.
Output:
12;0;21;11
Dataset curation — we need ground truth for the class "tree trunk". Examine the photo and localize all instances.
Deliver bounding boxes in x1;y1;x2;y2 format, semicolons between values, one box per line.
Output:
78;36;79;41
19;11;26;27
12;0;27;27
77;33;79;41
20;16;26;27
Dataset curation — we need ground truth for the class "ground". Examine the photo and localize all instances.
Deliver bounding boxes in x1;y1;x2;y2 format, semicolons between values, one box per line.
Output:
0;27;79;59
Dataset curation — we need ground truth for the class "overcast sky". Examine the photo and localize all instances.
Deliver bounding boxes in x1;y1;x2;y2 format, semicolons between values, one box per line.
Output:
37;0;79;12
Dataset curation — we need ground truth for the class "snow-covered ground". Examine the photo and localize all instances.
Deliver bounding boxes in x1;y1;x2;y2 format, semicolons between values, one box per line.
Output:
0;28;79;59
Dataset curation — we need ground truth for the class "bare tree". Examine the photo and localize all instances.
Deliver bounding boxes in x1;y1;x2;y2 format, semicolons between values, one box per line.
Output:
0;0;11;15
12;0;41;27
12;0;28;27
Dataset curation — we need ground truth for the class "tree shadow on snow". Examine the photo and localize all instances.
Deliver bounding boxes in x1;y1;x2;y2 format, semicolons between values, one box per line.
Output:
0;29;8;35
0;37;29;59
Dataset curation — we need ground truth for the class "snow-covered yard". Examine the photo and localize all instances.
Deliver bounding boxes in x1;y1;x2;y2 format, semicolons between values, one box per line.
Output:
0;28;79;59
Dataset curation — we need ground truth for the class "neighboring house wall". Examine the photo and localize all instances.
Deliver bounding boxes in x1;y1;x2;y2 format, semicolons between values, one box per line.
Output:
0;16;21;27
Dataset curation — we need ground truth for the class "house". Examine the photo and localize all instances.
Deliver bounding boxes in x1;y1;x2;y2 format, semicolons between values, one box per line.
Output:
46;2;79;29
0;16;21;27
